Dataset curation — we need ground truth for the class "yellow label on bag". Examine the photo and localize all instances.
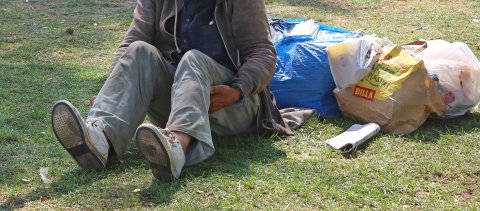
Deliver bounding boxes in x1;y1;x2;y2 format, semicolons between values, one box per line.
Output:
354;46;422;101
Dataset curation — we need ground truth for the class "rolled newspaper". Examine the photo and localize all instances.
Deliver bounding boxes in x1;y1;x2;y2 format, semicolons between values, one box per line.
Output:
325;123;380;152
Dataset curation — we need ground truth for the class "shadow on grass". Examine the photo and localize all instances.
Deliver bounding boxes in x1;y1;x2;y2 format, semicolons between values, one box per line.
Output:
0;145;146;210
0;170;105;210
316;111;480;157
0;61;107;106
404;112;480;143
0;61;107;140
0;134;285;209
139;134;286;207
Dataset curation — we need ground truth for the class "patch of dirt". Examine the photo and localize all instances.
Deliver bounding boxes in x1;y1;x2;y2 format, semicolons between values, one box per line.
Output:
415;189;430;198
432;172;479;185
432;172;461;184
292;152;311;160
267;5;303;16
431;172;479;202
13;0;44;11
103;0;136;15
16;0;136;18
456;188;475;201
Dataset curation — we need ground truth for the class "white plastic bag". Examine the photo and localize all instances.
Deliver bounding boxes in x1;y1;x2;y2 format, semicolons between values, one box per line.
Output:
327;36;391;89
416;40;480;118
289;19;319;36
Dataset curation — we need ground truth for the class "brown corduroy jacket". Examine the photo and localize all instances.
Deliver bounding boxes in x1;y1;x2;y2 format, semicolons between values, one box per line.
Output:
111;0;316;135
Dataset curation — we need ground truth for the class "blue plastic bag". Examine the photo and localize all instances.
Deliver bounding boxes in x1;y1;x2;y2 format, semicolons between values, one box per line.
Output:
269;19;362;117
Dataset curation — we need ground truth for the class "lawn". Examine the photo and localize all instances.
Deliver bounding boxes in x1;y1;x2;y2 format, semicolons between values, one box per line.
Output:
1;0;479;209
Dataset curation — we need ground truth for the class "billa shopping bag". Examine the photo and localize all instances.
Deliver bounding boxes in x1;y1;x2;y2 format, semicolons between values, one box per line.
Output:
334;44;445;134
327;36;389;89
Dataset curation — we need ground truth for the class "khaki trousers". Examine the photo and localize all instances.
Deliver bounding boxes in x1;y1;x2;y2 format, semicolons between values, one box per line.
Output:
87;41;260;165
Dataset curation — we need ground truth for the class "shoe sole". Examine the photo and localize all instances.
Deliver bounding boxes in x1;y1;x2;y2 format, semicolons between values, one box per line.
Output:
51;100;105;170
136;124;177;181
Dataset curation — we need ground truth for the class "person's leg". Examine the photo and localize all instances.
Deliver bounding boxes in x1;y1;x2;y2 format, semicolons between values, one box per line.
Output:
208;93;260;136
137;49;260;180
163;50;261;161
52;41;175;170
147;93;191;154
88;41;176;159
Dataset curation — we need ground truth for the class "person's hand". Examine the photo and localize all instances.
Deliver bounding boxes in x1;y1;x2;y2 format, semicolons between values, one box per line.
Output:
209;85;242;114
90;96;96;108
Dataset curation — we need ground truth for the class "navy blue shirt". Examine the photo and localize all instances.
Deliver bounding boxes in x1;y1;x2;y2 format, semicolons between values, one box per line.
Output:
171;0;236;72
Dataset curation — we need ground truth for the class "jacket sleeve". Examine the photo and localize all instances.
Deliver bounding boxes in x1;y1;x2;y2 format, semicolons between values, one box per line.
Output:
229;0;276;97
109;0;156;73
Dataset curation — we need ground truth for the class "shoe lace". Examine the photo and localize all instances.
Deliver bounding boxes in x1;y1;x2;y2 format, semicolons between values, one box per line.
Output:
161;128;180;146
86;118;106;130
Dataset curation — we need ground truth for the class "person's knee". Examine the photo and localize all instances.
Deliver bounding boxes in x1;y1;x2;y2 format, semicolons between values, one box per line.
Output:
119;41;162;78
181;50;211;66
177;50;210;75
182;49;205;59
126;41;157;57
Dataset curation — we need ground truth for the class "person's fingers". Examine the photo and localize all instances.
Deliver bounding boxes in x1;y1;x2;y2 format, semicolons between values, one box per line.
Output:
210;87;215;95
208;103;218;114
209;106;218;114
209;95;217;113
210;85;221;95
90;96;96;108
211;85;231;96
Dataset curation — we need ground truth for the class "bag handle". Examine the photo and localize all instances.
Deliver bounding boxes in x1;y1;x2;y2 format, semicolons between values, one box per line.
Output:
402;40;428;55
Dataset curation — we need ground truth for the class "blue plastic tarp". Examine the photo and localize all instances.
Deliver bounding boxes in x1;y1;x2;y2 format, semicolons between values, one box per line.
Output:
269;19;362;117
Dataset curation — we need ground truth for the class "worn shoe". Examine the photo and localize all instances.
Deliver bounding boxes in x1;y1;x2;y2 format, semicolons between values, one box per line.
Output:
51;100;109;170
136;124;185;180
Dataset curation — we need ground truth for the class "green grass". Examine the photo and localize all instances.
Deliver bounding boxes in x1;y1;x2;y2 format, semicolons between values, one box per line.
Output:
1;0;480;209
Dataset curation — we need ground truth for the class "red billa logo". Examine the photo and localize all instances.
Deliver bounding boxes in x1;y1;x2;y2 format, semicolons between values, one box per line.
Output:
383;54;393;60
353;85;376;101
